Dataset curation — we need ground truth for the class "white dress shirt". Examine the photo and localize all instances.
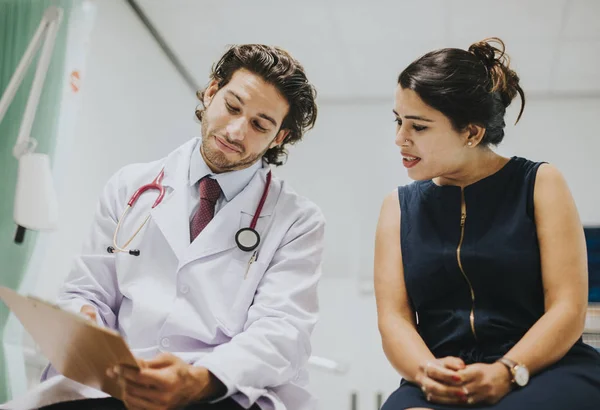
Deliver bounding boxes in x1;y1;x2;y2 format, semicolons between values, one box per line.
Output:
187;138;261;220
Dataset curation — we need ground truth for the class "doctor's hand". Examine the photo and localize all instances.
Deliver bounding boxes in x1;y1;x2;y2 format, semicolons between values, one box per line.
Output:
416;357;470;405
80;305;97;322
456;362;512;405
108;352;225;410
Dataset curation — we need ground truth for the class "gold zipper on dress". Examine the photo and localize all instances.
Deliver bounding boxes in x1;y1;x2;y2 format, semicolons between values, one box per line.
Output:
457;188;477;340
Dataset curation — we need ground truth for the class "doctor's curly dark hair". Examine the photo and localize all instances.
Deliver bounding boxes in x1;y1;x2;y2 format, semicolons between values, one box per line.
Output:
195;44;318;166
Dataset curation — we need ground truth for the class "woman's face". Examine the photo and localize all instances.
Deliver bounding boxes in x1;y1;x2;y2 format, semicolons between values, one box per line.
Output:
394;86;473;182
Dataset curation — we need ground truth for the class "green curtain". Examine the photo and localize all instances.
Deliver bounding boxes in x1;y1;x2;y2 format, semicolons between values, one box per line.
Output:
0;0;72;401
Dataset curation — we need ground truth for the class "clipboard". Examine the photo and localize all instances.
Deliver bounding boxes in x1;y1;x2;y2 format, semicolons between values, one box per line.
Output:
0;286;139;399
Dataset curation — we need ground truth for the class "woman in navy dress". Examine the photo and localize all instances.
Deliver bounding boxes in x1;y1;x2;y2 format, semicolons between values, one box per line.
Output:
374;37;600;409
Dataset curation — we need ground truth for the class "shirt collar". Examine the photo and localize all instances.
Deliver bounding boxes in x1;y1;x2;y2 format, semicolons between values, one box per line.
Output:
189;138;262;201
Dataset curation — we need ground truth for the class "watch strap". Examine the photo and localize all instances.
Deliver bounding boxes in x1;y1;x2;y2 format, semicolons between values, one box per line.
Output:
498;357;518;369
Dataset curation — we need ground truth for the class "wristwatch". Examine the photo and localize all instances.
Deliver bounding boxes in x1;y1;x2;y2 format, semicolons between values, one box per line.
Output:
498;357;529;387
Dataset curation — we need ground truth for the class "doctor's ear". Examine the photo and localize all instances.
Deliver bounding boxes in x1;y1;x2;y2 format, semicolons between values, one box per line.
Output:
203;80;219;106
270;129;289;148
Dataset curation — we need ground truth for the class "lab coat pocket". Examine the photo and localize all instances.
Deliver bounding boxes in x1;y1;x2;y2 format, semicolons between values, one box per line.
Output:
114;221;177;295
217;257;268;334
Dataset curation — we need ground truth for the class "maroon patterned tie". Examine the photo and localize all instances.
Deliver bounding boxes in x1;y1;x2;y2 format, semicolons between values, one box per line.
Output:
190;177;221;241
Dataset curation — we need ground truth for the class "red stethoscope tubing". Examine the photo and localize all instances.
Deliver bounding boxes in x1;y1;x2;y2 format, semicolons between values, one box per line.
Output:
108;169;271;256
128;169;166;208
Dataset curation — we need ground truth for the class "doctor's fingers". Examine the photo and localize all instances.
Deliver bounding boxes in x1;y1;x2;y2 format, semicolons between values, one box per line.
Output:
123;368;184;395
118;366;167;389
135;357;149;369
80;305;97;321
144;352;180;368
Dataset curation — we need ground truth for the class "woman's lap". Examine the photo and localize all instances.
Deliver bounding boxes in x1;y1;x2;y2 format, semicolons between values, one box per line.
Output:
382;359;600;410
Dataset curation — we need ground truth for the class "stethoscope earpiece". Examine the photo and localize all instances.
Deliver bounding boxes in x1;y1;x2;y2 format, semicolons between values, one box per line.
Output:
107;246;140;256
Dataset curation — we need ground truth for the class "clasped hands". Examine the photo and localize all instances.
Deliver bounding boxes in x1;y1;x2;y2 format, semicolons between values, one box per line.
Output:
416;357;512;406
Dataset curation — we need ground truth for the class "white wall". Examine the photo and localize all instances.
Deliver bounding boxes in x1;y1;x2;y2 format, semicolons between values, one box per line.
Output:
10;1;600;407
499;97;600;226
275;101;409;284
307;279;398;410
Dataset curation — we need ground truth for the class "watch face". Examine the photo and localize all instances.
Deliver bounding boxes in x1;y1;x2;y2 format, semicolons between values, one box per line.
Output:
514;366;529;386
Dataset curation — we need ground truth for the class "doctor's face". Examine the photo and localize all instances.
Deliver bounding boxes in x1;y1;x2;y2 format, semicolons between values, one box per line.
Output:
200;69;290;173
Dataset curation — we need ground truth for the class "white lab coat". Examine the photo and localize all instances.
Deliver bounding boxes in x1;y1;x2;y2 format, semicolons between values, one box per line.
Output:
3;138;326;410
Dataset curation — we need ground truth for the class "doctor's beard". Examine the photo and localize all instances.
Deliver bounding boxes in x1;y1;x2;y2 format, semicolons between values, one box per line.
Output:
200;125;267;173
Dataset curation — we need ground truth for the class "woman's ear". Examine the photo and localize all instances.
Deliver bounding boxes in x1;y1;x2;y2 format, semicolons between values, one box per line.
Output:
466;124;486;147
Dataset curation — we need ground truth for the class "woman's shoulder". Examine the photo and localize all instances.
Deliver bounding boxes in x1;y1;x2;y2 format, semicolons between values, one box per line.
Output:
507;156;567;188
396;180;436;207
509;156;548;176
397;180;432;195
380;181;430;221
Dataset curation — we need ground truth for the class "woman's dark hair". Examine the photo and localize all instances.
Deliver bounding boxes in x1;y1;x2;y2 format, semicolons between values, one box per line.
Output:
195;44;318;166
398;37;525;146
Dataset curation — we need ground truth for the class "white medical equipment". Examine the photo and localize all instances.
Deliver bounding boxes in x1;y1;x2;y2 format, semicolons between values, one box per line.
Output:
0;6;63;243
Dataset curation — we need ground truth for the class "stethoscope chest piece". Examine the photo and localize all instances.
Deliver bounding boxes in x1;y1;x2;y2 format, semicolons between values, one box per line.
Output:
235;227;260;252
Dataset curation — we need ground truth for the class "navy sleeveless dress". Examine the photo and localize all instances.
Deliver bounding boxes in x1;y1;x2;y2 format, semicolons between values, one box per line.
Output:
382;157;600;410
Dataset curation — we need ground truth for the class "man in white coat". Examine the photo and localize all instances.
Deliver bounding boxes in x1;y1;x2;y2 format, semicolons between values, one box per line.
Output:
3;44;324;410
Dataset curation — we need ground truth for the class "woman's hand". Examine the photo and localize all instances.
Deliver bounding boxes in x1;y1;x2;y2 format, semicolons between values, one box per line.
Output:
457;362;513;405
416;357;470;405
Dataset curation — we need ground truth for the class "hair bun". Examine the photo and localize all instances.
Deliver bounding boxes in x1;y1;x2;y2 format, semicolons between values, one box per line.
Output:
468;37;525;123
468;39;500;71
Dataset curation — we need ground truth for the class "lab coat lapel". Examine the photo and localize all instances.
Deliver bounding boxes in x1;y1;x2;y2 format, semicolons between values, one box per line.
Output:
182;165;276;266
150;140;196;261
